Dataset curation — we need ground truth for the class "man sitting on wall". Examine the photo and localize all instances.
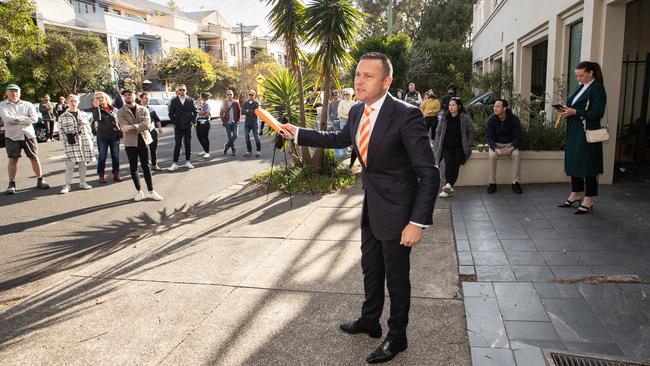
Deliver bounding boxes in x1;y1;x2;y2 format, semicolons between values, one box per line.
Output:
486;98;523;194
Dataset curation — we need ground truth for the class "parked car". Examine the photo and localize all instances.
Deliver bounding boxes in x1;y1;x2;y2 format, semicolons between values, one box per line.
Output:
148;98;171;125
466;91;496;119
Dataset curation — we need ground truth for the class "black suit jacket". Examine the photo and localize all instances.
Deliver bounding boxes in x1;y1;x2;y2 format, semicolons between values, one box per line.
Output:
297;94;440;240
168;96;197;130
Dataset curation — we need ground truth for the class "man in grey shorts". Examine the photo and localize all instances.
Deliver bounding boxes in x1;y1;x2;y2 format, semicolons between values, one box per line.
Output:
0;84;50;194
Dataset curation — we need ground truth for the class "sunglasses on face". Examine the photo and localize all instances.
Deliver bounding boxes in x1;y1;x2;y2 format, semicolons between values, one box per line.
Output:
178;89;186;91
249;94;254;96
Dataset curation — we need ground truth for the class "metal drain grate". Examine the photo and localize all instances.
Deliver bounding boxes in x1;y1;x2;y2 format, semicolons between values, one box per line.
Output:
547;350;650;366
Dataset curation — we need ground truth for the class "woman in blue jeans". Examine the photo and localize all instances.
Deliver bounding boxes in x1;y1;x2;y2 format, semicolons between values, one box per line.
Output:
92;91;121;183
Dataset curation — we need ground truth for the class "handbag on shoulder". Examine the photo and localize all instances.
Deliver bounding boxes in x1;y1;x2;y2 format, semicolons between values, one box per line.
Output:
583;100;609;143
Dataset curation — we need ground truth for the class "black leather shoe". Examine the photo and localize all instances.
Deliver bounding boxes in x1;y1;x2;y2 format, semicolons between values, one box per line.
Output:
487;184;497;194
339;320;381;338
366;338;408;364
512;182;522;194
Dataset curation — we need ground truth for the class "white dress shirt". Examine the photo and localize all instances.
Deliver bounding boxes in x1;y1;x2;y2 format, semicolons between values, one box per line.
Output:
571;79;594;106
294;92;427;229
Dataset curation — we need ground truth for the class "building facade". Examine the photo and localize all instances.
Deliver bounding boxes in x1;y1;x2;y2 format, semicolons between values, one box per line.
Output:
32;0;286;89
472;0;650;184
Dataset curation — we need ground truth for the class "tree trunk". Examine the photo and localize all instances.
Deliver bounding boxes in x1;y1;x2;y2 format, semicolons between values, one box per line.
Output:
310;73;332;170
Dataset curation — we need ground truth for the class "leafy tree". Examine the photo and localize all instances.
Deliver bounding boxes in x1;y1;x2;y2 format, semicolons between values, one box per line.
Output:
210;60;240;97
11;31;113;100
410;39;472;98
350;33;411;93
0;0;44;83
416;0;474;44
157;48;216;94
355;0;431;39
111;50;161;91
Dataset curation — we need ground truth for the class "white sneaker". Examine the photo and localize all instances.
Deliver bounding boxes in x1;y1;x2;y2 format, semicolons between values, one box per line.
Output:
79;182;92;190
202;152;210;158
438;191;450;198
255;151;261;157
149;190;163;201
196;151;206;155
244;152;251;157
133;190;145;201
60;185;70;194
442;183;454;195
168;163;179;171
184;161;194;169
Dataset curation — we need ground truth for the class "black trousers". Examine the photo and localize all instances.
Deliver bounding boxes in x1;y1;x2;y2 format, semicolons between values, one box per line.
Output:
125;136;153;192
149;129;158;166
173;127;192;162
45;119;55;140
195;120;210;153
360;210;412;341
443;148;464;186
424;116;437;140
571;176;598;197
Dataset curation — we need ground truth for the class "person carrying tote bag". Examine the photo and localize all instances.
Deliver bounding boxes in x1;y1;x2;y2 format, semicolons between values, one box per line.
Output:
557;61;607;215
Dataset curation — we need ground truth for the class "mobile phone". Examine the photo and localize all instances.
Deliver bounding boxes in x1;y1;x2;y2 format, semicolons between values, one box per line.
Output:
552;104;565;111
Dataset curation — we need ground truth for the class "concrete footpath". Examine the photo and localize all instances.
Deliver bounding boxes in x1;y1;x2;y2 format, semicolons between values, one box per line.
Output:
0;181;471;365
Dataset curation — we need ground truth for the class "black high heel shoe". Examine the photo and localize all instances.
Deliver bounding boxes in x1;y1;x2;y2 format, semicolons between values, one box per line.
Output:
574;205;594;215
558;199;580;208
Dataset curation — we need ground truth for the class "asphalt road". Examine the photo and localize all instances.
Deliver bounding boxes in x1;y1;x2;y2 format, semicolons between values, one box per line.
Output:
0;121;277;293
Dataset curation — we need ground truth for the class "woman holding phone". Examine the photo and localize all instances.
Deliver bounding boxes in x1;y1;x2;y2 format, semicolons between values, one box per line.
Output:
557;61;606;214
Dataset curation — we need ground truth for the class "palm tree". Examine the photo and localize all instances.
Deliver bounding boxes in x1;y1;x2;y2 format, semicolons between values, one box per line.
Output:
266;0;314;165
265;0;308;128
305;0;365;133
262;68;314;162
304;0;365;168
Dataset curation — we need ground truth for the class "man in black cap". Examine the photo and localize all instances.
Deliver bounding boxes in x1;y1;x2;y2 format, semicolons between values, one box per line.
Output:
0;84;50;194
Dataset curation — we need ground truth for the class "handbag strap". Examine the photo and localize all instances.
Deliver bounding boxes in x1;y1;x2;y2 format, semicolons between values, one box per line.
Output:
582;99;609;132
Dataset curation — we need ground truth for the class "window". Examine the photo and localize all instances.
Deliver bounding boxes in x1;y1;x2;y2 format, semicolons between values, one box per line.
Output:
73;0;96;14
530;40;548;97
230;44;236;57
99;4;108;12
567;20;583;92
113;9;121;15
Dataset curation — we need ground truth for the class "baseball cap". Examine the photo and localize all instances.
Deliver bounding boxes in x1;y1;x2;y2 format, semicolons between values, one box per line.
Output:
121;88;134;95
5;84;20;91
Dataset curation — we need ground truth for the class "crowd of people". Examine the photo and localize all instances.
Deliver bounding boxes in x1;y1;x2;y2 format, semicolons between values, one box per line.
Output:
0;83;267;200
2;60;606;216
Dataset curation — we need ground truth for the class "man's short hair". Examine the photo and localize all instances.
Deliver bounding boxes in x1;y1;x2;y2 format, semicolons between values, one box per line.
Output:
447;84;457;92
359;52;393;78
177;84;187;90
495;98;508;108
408;82;415;87
140;92;149;97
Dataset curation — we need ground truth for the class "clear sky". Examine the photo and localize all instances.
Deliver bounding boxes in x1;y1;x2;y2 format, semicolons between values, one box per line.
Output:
152;0;273;32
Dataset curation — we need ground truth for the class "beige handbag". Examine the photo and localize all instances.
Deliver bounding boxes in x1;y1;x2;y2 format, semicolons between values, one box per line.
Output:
583;100;609;143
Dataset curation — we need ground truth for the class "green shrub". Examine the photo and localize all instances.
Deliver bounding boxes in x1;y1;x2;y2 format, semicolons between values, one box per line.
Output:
252;156;357;194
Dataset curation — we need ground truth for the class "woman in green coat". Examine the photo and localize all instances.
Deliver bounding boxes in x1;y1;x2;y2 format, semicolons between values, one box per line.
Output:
558;61;606;214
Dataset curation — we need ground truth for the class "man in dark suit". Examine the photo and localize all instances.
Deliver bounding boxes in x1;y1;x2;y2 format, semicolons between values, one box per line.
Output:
167;84;197;171
280;52;439;364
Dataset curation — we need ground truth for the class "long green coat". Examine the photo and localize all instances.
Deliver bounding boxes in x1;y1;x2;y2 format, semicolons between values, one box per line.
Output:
564;81;606;177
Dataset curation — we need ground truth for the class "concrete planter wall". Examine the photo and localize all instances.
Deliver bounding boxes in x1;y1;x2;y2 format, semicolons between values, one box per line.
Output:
454;150;570;186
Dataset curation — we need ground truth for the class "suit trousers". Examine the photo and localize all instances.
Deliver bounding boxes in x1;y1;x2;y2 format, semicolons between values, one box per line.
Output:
360;210;412;341
173;127;192;162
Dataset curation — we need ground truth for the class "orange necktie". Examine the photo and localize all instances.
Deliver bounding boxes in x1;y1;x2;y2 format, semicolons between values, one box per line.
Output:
358;106;373;166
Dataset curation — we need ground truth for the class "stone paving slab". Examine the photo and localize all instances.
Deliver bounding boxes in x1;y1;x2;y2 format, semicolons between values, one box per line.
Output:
159;288;470;366
453;183;650;365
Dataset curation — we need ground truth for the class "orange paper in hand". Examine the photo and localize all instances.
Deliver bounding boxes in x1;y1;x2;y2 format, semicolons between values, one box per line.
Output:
255;108;286;134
